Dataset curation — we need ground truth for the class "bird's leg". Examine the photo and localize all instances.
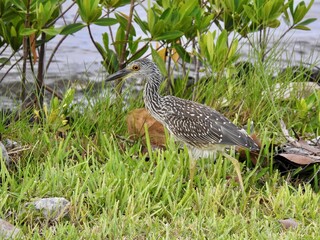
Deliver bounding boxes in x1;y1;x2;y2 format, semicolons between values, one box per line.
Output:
221;152;245;192
189;157;197;188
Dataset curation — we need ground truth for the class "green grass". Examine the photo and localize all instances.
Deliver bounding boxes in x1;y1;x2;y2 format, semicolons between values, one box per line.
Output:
1;57;320;239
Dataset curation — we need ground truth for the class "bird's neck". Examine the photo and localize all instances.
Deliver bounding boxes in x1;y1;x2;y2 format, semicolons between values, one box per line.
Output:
143;72;164;120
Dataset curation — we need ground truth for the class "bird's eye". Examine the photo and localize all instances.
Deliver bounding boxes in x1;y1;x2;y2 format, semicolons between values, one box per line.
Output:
132;65;140;71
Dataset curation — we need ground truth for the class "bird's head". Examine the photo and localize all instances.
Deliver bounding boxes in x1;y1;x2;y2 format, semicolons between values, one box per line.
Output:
105;58;157;82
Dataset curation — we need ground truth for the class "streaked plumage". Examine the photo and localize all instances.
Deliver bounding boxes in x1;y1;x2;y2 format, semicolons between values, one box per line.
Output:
106;58;259;189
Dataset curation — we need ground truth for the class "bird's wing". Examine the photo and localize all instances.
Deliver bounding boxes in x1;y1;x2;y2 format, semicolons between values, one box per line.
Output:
162;96;258;150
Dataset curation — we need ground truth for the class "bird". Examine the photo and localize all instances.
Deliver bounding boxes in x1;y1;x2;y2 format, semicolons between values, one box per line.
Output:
105;58;260;190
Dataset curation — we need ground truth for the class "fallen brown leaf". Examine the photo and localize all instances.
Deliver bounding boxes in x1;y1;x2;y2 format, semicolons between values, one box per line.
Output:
126;108;166;147
277;153;320;165
30;33;38;64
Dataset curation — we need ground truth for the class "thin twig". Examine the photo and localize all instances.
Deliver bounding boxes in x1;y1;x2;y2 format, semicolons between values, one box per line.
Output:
0;43;8;57
87;24;115;74
263;25;294;58
0;49;19;71
47;1;76;28
0;56;23;84
36;32;46;109
280;119;300;146
46;12;80;72
127;41;150;62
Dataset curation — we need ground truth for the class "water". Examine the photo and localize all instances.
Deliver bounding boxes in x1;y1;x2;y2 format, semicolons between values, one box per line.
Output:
1;0;319;109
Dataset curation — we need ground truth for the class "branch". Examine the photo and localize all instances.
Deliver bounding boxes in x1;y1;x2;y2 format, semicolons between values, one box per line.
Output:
87;24;115;74
46;12;80;72
0;56;23;84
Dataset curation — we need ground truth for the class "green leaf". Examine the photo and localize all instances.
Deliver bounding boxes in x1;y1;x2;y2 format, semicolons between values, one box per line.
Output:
76;0;102;23
151;47;167;76
20;28;37;36
41;27;61;36
179;0;198;21
115;13;136;36
60;23;86;35
129;36;139;53
93;18;118;26
243;5;258;23
282;10;291;26
11;0;26;11
129;44;149;62
134;13;149;34
173;44;191;63
267;19;280;28
293;25;311;31
0;57;10;65
10;26;17;37
102;33;109;51
228;39;238;59
151;20;166;37
62;89;75;108
298;18;317;26
306;0;315;12
154;30;183;41
293;2;307;24
289;0;294;16
94;41;108;60
216;30;228;53
115;27;126;55
147;7;156;33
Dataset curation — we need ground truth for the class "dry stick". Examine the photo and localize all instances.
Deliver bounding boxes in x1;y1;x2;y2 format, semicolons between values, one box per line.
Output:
36;32;46;109
8;146;32;155
44;85;64;100
280;119;300;147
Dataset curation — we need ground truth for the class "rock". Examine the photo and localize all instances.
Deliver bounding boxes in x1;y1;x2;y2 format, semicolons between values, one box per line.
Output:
279;218;299;229
26;197;70;219
0;219;22;239
3;139;20;150
0;141;11;166
272;82;320;100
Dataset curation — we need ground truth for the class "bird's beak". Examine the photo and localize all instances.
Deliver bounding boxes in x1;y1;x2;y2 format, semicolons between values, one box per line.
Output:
105;68;132;82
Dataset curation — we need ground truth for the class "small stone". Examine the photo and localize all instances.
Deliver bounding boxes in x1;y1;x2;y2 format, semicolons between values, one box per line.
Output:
0;141;11;166
279;218;299;229
26;197;70;219
3;139;21;150
0;219;22;239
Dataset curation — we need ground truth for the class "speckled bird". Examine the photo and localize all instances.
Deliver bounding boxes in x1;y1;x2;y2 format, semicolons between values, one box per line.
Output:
106;58;260;190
